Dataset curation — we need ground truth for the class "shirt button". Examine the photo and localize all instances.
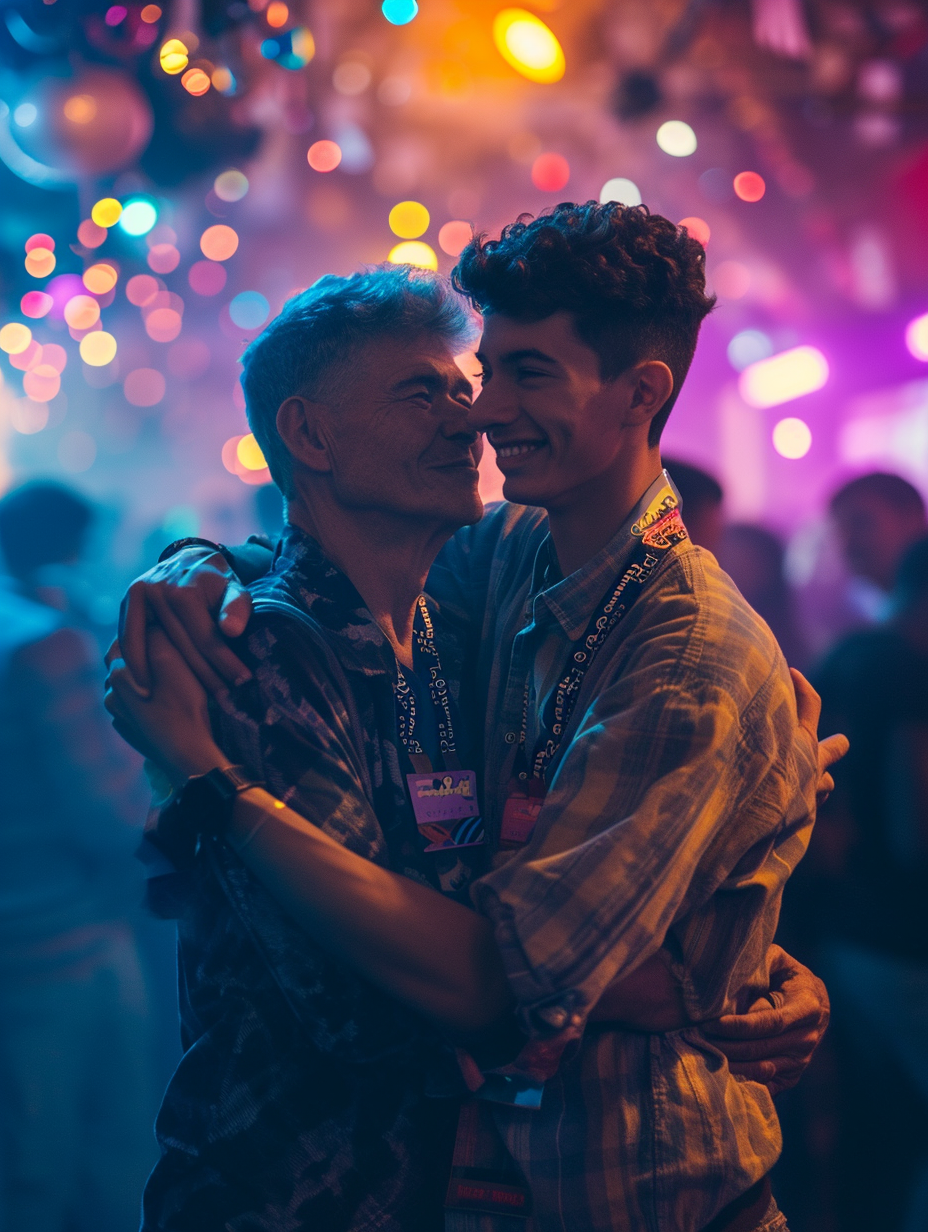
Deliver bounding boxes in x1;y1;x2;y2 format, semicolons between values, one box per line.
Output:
504;731;517;744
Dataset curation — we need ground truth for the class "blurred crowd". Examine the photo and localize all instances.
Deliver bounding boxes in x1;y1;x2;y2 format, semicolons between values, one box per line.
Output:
0;464;924;1231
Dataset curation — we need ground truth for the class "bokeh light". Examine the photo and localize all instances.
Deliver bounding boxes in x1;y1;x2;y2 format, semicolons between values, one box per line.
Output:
678;216;710;246
389;201;430;239
21;291;53;319
64;295;101;330
772;417;812;459
25;233;54;253
182;68;211;96
266;2;288;26
387;241;438;270
0;323;32;354
382;0;417;24
91;198;123;228
734;171;766;202
13;103;37;127
25;248;56;278
493;9;565;84
83;264;119;295
904;312;928;361
214;169;249;202
63;94;97;124
531;153;570;192
212;67;235;93
727;329;773;371
438;220;473;257
140;5;162;21
599;177;642;206
713;260;751;299
229;292;271;330
308;140;342;172
11;400;49;434
147;244;181;273
739;345;829;408
167;338;211;379
42;343;67;373
656;120;697;157
237;433;267;469
160;39;188;74
78;219;107;248
119;199;158;236
10;340;42;372
145;308;183;342
23;365;61;402
105;6;127;26
200;225;239;261
126;274;160;306
188;260;227;296
334;59;372;96
222;435;246;474
79;331;118;366
124;368;166;406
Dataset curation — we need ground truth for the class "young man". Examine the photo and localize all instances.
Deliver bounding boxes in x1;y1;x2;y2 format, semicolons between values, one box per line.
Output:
110;206;839;1230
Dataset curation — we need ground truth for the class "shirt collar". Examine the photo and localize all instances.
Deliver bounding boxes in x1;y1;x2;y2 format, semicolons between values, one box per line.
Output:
532;469;682;641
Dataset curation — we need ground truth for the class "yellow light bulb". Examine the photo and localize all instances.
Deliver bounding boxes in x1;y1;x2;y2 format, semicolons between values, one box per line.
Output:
492;9;565;84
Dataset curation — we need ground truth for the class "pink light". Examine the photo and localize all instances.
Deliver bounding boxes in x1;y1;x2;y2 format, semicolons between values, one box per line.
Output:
905;312;928;361
738;345;829;409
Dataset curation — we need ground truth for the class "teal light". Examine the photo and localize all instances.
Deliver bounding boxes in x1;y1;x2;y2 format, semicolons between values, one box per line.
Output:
119;199;158;237
382;0;417;25
229;291;270;330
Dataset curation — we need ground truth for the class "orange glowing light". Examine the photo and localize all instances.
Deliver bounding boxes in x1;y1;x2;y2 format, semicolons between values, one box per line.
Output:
24;248;56;278
64;295;101;331
199;224;239;261
493;9;565;84
307;140;342;172
387;241;438;270
140;4;161;20
266;1;288;25
0;323;33;354
237;433;267;469
438;220;473;257
389;201;430;239
82;263;119;294
182;67;211;95
222;435;245;473
145;308;182;343
9;340;43;371
734;171;766;202
79;331;117;367
77;219;107;248
678;216;710;246
63;94;97;124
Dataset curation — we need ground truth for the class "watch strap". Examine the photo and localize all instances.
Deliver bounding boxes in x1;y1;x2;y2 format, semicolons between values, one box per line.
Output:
158;537;237;570
176;765;264;840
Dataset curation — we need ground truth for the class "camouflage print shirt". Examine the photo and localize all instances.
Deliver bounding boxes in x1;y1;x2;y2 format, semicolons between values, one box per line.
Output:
141;525;480;1232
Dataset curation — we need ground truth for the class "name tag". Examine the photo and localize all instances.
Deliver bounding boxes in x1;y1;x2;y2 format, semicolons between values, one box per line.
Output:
500;792;544;847
407;769;485;851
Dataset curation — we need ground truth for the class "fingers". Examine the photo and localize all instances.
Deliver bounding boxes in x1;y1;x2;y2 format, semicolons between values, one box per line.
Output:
118;582;153;695
145;588;236;698
709;1026;818;1061
790;668;821;737
218;581;254;642
728;1060;777;1084
820;732;850;770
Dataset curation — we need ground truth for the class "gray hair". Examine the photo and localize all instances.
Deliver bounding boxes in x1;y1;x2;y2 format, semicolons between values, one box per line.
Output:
240;265;479;496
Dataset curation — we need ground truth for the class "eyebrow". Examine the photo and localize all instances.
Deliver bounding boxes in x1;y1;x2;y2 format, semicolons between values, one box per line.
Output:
476;347;561;368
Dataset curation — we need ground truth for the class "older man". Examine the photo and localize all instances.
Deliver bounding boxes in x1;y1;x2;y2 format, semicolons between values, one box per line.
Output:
110;208;839;1232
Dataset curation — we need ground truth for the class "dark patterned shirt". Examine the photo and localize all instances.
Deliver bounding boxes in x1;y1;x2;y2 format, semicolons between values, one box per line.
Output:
142;526;473;1232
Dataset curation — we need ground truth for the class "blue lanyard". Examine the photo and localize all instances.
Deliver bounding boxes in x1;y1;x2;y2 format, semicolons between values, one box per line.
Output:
394;595;461;772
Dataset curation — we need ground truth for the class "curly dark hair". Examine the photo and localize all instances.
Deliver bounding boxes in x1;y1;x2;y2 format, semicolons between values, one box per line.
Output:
452;201;716;443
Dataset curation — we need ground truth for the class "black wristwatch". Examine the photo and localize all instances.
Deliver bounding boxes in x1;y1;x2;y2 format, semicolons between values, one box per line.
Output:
158;537;237;569
176;765;264;840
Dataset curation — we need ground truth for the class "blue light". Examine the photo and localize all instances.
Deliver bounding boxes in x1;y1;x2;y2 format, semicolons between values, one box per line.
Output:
118;199;158;237
229;291;270;330
260;37;279;59
382;0;417;25
13;103;37;127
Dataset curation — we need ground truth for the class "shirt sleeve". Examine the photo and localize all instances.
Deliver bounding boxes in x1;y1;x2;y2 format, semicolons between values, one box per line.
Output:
204;615;452;1068
471;603;818;1041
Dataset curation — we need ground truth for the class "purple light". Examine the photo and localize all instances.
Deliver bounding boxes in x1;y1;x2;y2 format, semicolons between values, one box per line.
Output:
739;345;829;409
45;273;85;320
105;4;128;23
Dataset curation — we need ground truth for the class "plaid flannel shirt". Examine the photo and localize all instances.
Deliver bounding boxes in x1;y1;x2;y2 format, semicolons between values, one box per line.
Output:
429;474;819;1231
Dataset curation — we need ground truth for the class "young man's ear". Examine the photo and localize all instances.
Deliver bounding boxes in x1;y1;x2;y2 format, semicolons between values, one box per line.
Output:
276;397;333;474
623;361;674;432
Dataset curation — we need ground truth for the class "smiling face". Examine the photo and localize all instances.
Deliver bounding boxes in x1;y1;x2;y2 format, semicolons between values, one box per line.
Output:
470;311;656;511
304;330;484;529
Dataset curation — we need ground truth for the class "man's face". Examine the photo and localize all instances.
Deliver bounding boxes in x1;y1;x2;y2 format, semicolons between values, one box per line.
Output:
316;331;483;528
469;312;633;510
833;493;926;591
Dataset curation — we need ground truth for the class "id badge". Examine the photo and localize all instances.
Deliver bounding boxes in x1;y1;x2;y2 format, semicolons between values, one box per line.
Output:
500;793;544;847
406;769;485;852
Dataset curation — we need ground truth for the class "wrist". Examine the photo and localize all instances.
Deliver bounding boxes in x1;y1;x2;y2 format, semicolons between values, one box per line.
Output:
168;744;232;788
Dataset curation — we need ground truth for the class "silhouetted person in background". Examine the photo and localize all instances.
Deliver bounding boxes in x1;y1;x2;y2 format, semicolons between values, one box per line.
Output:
720;523;808;670
662;456;724;553
809;535;928;1232
0;482;154;1232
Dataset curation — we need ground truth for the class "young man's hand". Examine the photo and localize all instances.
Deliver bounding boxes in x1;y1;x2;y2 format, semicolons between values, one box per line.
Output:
790;668;849;804
116;547;253;697
703;945;830;1096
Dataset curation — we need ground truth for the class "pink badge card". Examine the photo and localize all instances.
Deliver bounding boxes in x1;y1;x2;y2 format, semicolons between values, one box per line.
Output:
406;769;485;851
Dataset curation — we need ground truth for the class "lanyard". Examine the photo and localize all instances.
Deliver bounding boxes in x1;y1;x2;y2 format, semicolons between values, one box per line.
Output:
394;595;461;774
513;498;688;789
